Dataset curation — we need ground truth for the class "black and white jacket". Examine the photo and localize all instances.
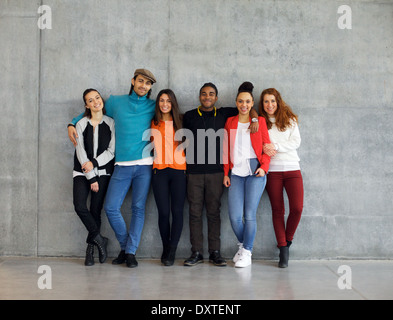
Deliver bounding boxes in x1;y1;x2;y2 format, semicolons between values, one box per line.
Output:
73;115;115;184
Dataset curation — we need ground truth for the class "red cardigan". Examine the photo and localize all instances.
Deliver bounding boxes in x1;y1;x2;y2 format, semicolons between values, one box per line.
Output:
223;115;271;176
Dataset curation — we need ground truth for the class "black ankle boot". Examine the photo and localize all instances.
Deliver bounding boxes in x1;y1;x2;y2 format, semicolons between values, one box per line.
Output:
84;244;94;266
184;251;203;266
209;250;227;267
92;234;108;263
163;246;177;266
161;246;170;264
278;246;289;268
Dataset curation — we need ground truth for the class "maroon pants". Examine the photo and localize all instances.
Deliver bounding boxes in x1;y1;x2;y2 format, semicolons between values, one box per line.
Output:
266;170;303;248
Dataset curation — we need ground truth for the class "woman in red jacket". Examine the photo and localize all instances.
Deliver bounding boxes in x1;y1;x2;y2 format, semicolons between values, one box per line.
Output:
223;82;271;267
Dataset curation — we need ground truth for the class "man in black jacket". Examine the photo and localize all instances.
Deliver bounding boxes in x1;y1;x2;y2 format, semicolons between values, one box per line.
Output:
182;83;259;266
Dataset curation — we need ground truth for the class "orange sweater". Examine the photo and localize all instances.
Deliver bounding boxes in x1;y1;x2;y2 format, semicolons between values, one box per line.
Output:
151;120;186;170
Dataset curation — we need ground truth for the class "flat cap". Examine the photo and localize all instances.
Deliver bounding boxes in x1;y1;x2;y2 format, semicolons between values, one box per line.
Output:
134;68;156;84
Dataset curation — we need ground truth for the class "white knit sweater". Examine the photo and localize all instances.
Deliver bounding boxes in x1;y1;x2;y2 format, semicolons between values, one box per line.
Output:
268;118;301;172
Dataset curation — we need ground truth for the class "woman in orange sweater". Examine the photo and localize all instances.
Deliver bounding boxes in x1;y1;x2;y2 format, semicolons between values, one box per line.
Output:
151;89;186;266
223;82;271;267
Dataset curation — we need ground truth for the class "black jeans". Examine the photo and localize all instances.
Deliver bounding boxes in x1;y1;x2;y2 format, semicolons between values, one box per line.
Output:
152;168;187;249
73;175;111;244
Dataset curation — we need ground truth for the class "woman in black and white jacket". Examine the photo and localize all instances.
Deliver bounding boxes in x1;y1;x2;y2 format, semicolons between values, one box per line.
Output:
73;88;115;266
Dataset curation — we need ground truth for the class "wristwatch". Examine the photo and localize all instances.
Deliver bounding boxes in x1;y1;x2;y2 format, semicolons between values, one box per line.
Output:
251;118;258;123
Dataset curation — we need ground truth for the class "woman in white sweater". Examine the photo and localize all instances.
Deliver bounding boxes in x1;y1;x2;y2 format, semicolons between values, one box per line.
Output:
258;88;303;268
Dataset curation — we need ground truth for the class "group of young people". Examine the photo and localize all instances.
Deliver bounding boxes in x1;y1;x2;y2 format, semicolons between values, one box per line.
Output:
68;68;303;269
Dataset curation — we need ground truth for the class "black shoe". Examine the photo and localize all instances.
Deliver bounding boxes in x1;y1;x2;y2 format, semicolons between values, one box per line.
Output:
126;253;138;268
161;246;170;264
84;244;95;266
112;250;126;265
278;246;289;268
92;234;108;263
163;246;177;266
183;251;203;266
209;250;227;267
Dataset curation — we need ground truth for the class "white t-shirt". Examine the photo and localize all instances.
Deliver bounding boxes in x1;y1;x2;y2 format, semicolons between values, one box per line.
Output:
232;122;258;177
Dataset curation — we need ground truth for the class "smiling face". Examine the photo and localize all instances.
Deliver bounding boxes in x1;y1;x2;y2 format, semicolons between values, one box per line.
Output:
236;92;254;116
84;91;103;113
199;86;218;110
158;93;172;115
131;74;153;97
263;94;277;116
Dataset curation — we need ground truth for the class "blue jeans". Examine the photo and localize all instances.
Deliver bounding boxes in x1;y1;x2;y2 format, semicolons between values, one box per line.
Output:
104;165;152;254
227;174;267;251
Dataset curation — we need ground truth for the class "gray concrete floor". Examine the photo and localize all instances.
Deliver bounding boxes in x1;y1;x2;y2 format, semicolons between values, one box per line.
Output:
1;256;392;300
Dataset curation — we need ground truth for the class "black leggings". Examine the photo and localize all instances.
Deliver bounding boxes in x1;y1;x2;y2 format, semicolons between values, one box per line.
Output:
152;168;187;249
73;175;111;244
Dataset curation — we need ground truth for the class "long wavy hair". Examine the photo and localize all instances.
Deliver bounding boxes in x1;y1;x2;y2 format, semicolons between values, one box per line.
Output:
154;89;183;134
258;88;298;131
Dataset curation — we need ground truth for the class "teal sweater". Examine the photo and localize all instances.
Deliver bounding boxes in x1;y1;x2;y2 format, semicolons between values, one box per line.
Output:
72;91;155;162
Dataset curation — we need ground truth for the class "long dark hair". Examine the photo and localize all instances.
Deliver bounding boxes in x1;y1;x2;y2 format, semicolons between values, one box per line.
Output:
154;89;183;133
82;88;106;118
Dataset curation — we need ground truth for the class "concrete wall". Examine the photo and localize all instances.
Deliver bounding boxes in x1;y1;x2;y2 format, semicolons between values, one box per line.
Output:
1;0;392;259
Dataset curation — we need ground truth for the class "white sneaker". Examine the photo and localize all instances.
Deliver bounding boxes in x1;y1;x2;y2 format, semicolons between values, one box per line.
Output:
235;248;252;268
233;243;243;263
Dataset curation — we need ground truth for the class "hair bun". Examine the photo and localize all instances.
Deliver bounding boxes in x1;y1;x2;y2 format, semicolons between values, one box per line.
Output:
238;81;254;93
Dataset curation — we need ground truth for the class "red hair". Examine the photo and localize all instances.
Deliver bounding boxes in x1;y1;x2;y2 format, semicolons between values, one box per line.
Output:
258;88;298;131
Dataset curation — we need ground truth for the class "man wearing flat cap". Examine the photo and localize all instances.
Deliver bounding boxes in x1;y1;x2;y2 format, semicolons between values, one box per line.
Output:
132;69;156;87
68;68;157;268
